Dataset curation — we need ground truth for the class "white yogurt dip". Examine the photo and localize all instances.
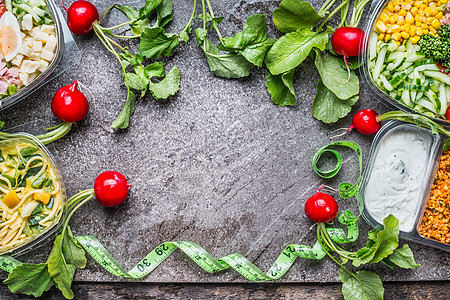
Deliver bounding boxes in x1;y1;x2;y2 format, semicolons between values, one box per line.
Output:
364;126;432;232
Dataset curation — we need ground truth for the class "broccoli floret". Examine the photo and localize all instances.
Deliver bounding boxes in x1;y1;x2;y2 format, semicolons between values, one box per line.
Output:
437;24;450;39
417;25;450;66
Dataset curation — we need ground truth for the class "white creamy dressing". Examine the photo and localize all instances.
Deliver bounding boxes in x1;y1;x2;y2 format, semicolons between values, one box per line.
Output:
364;127;432;232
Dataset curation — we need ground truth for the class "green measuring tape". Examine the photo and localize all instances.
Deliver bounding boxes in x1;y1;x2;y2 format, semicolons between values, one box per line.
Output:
0;141;363;282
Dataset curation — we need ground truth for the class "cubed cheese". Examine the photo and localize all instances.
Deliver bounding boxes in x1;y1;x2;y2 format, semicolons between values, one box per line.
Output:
20;60;40;74
38;59;49;72
32;40;42;52
43;35;57;53
11;54;24;67
33;31;50;42
19;72;30;86
40;49;54;61
30;52;40;61
23;37;33;48
21;14;33;31
19;45;32;57
40;24;55;34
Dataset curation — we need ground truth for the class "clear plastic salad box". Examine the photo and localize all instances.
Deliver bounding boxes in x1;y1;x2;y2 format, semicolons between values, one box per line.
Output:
0;0;81;112
360;0;450;127
0;132;66;257
358;120;450;252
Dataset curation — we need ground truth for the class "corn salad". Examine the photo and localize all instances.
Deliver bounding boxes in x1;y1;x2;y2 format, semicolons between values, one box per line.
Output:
419;149;450;244
375;0;447;45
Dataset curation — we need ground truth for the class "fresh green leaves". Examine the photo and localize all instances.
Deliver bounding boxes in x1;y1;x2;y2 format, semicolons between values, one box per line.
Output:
139;27;179;59
339;268;384;300
265;69;296;106
265;27;330;75
313;80;358;123
314;52;359;100
4;227;87;299
196;28;254;79
149;67;181;99
382;244;421;269
273;0;324;33
4;263;54;297
353;215;400;267
219;14;276;68
196;13;274;79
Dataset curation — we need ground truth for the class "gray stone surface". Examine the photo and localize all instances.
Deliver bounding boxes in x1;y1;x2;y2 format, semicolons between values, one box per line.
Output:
0;0;448;284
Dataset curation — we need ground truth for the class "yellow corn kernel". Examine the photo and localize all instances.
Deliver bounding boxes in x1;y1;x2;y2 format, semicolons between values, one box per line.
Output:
422;23;429;29
390;14;399;23
391;24;402;32
384;33;392;41
436;12;444;19
380;13;390;22
431;18;441;28
406;11;415;23
395;5;401;11
387;2;395;11
441;0;448;3
395;40;402;46
398;15;406;24
378;33;386;40
430;26;437;33
387;23;393;32
423;28;429;34
401;31;411;38
404;23;411;31
420;3;428;9
405;0;414;4
410;25;417;35
402;3;412;10
393;0;401;5
429;2;436;9
411;6;419;14
428;16;435;23
417;27;423;35
416;21;422;26
34;192;51;205
410;35;421;43
425;6;433;15
414;1;423;7
2;190;20;209
415;14;422;21
398;8;407;16
392;32;401;40
376;21;388;32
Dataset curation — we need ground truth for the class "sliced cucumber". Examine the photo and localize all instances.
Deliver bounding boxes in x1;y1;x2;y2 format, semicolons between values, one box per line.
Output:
369;33;378;61
423;70;450;86
373;46;388;82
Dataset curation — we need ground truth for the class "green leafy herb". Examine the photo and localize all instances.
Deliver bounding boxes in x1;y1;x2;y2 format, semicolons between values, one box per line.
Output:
314;51;359;100
272;0;325;33
339;268;384;300
265;69;296;106
316;214;419;300
4;190;95;299
265;27;330;75
4;263;54;297
312;79;358;123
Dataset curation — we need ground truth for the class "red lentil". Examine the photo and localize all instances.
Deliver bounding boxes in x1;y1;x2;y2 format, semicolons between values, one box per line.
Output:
419;150;450;244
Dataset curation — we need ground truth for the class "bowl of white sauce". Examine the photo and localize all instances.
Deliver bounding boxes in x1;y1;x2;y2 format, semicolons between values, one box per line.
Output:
359;120;450;252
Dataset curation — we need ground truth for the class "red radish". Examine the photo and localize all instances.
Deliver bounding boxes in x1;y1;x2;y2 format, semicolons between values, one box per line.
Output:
445;106;450;121
305;186;338;223
332;109;381;138
94;171;131;207
331;27;365;82
436;63;450;75
65;0;99;35
351;109;381;135
51;80;89;122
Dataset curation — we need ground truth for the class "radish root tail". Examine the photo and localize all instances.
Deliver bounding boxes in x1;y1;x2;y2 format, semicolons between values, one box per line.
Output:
78;81;97;112
330;125;353;139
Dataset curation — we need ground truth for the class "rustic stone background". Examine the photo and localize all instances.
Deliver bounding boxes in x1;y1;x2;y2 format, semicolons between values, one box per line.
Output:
0;0;448;285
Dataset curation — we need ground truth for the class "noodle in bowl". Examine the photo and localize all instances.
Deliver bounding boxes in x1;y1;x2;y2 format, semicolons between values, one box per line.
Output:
0;134;65;255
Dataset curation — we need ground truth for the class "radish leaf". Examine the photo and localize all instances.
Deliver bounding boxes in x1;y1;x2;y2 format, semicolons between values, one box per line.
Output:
273;0;324;33
149;67;181;100
139;27;179;59
339;268;384;300
4;263;54;297
265;68;296;106
312;79;358;123
265;27;330;75
382;244;421;269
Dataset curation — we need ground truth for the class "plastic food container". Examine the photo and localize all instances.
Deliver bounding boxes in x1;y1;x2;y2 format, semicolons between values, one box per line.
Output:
360;0;450;127
0;132;66;257
0;0;81;111
358;120;450;252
